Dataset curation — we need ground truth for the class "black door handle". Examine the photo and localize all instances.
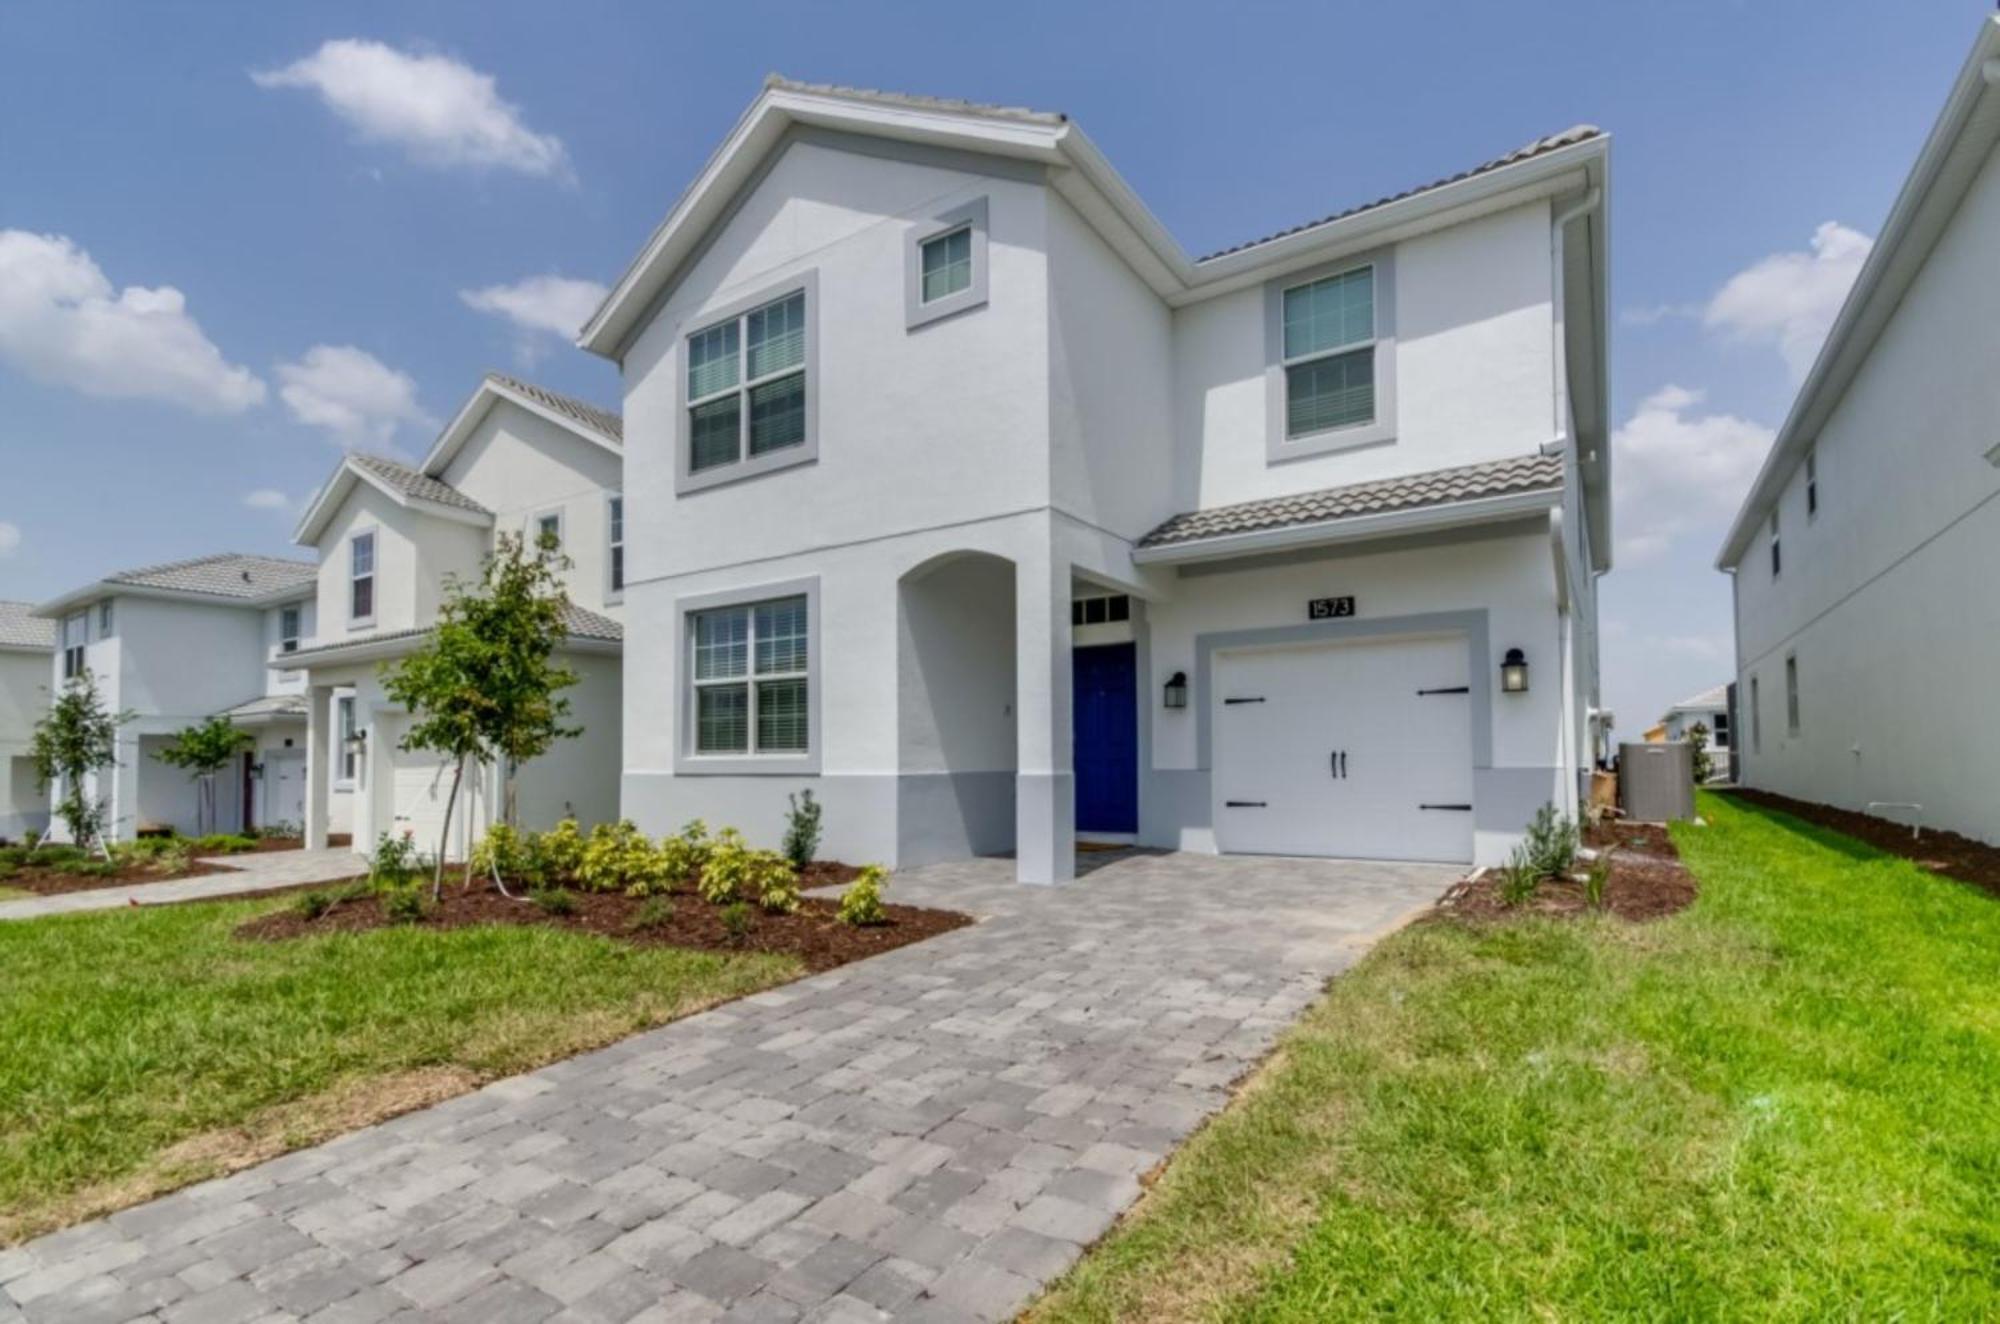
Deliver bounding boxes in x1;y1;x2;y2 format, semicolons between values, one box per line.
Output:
1340;751;1348;779
1329;750;1349;779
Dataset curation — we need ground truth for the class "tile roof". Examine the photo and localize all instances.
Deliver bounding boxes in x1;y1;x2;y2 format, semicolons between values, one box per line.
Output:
219;693;309;722
347;453;491;515
280;601;622;665
765;74;1067;127
1197;125;1603;262
1137;452;1565;551
486;374;622;442
101;553;318;600
1669;685;1730;712
0;600;55;650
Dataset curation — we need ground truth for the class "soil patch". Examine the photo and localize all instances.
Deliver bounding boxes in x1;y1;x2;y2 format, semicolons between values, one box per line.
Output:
1434;820;1696;923
237;871;971;972
5;861;232;896
1723;787;2000;900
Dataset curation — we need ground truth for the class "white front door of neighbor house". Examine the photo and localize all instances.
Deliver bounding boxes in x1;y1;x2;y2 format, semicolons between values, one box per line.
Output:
1214;633;1474;863
264;750;306;831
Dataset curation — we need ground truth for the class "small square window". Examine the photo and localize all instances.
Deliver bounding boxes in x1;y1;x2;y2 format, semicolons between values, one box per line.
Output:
906;198;989;330
98;600;114;636
920;225;972;303
280;605;301;654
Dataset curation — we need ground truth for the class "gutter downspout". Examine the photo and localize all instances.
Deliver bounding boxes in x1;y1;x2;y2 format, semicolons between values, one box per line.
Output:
1549;187;1601;804
1549;186;1603;442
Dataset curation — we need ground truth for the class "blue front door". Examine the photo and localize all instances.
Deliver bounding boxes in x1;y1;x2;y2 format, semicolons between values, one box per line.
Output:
1073;643;1138;833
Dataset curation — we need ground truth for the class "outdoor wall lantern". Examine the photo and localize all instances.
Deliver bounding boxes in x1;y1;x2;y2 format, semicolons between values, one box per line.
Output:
1500;648;1530;694
344;728;368;752
1163;671;1189;710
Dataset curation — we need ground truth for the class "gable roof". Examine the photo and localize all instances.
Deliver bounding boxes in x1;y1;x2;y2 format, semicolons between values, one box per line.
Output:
292;450;495;547
0;600;55;651
1719;16;2000;568
579;75;1609;349
36;553;317;618
417;373;622;480
1134;452;1564;562
276;600;622;669
347;453;491;514
1666;685;1730;713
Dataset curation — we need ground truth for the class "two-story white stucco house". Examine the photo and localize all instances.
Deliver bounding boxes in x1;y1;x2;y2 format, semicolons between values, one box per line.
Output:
286;373;625;859
581;79;1612;882
1719;17;2000;845
1658;684;1732;783
0;602;56;842
32;554;319;840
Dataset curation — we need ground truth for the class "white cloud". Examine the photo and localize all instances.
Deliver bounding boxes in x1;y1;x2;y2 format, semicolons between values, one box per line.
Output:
1704;222;1872;379
252;39;568;178
274;344;434;447
0;522;19;558
1619;302;1698;328
460;274;606;340
1612;384;1774;564
0;230;266;414
243;488;293;511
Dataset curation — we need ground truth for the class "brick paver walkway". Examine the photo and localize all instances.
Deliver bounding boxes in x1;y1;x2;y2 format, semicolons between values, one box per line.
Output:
0;848;364;922
0;851;1450;1323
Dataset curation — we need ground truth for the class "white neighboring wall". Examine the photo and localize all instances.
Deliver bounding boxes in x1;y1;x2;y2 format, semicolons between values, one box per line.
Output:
0;647;51;841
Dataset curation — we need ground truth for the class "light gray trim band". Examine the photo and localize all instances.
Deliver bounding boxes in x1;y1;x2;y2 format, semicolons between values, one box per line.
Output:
906;196;990;330
1192;609;1490;770
1264;247;1398;462
675;269;820;496
672;575;822;775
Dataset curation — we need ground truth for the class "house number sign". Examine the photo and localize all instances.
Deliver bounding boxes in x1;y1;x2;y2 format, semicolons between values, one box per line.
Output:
1308;596;1356;619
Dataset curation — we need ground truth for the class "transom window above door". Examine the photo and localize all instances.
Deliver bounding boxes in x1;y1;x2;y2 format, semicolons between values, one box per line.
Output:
680;275;817;492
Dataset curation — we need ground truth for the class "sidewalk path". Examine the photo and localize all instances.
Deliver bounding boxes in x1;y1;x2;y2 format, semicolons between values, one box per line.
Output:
0;848;364;922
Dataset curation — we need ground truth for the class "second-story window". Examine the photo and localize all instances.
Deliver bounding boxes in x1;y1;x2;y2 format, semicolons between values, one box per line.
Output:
608;496;625;594
534;510;563;555
62;612;87;680
280;605;301;654
1769;509;1781;580
1283;265;1377;437
350;531;375;623
97;600;113;637
920;225;972;303
687;289;808;475
1805;447;1818;519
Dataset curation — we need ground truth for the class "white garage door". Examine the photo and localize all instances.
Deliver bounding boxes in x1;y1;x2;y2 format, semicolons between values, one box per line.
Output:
391;747;467;861
1215;633;1474;863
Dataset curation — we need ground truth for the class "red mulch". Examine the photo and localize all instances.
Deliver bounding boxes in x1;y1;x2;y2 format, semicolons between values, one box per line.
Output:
7;861;232;896
1723;787;2000;900
1434;820;1697;923
235;866;971;972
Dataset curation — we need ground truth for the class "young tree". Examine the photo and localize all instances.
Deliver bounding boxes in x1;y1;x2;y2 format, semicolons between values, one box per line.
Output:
380;532;581;897
154;716;254;836
1687;721;1714;785
29;670;131;857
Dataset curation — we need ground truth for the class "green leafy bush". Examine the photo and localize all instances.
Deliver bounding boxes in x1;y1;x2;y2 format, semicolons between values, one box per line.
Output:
782;790;822;870
379;886;429;924
1584;852;1612;910
292;890;338;920
757;860;801;915
469;823;529;883
369;832;421;891
698;828;752;903
530;818;586;886
1496;845;1541;908
1522;803;1578;880
255;821;301;841
837;866;889;927
529;885;577;916
627;896;674;932
577;820;669;894
650;819;712;893
190;833;257;855
720;901;754;945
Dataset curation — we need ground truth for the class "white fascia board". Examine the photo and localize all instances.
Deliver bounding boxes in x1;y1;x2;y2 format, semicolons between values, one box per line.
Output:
1131;487;1561;567
1718;15;2000;568
275;632;619;671
37;581;303;618
292;456;360;547
419;379;621;478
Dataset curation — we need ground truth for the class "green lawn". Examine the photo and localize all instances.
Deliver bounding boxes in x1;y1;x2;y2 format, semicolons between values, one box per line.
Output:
0;893;797;1244
1034;792;2000;1321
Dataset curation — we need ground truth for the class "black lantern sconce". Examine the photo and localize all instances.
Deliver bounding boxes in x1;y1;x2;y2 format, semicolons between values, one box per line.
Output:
1500;648;1530;694
1163;671;1189;710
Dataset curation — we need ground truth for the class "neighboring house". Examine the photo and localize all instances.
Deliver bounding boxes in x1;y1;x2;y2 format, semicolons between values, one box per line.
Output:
1641;723;1668;744
286;374;625;859
1718;17;2000;844
31;555;318;840
1659;684;1731;782
580;78;1613;881
0;602;56;842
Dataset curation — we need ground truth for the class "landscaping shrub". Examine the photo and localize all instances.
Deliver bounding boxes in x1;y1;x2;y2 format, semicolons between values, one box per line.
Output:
379;886;429;925
292;890;338;921
837;865;889;927
1584;851;1612;910
720;901;754;945
530;818;586;885
650;819;712;893
254;821;301;841
368;832;421;891
782;790;822;870
699;828;753;903
578;820;670;894
189;833;256;855
627;896;674;931
1496;844;1541;907
469;823;529;883
757;860;801;915
529;885;577;916
1522;802;1578;879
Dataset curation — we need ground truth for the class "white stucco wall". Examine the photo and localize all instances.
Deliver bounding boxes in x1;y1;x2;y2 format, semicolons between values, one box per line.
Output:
310;485;487;640
1733;139;2000;843
0;647;51;840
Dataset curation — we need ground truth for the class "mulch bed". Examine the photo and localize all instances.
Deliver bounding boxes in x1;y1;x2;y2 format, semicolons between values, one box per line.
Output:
236;863;974;972
1434;819;1697;923
1722;787;2000;900
5;861;232;897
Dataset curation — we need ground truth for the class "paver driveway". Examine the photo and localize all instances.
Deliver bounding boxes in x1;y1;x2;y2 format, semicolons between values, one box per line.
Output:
0;851;1451;1324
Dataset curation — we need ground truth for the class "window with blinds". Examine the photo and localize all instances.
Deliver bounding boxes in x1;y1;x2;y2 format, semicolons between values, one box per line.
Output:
1281;265;1376;437
690;594;810;756
687;289;809;475
920;225;972;303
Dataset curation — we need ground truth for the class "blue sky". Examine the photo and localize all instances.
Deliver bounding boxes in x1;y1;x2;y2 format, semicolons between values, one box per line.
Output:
0;0;1985;736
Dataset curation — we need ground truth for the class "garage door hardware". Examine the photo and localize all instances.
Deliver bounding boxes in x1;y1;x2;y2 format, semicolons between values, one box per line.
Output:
1419;803;1473;811
1329;750;1347;779
1223;696;1265;705
1224;799;1268;808
1417;685;1471;695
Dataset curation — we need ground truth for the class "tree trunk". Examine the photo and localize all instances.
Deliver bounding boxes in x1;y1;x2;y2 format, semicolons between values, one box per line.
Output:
433;756;465;901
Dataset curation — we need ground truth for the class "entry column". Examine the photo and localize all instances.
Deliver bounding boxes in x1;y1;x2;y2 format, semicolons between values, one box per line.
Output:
1015;541;1075;885
304;684;332;851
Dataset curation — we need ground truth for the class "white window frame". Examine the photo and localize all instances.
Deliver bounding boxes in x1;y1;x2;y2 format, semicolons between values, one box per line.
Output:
1785;653;1801;736
1264;248;1398;461
673;577;821;775
335;694;358;788
675;270;819;495
61;612;87;681
279;604;301;654
905;196;990;329
348;529;377;627
606;494;625;600
97;600;114;637
532;507;565;555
